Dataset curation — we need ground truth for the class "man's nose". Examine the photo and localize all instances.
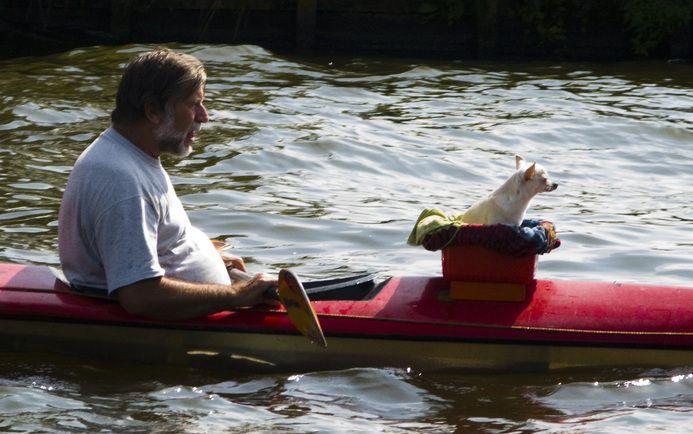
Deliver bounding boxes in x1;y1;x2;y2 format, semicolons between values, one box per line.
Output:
196;103;209;123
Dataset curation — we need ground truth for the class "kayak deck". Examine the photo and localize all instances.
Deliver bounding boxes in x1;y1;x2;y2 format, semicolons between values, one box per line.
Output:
1;263;693;371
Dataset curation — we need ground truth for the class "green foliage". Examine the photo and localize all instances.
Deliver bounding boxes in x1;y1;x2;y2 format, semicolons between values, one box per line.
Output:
503;0;693;57
418;0;467;25
516;0;571;51
622;0;693;55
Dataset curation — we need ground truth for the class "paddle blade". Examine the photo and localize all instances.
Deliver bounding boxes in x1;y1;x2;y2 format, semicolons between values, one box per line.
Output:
278;269;327;348
211;239;229;252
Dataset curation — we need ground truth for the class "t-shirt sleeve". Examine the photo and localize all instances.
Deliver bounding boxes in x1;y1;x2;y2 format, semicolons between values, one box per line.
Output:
93;195;165;292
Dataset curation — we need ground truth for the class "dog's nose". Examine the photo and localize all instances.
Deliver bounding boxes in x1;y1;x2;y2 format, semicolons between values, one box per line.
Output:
547;183;558;191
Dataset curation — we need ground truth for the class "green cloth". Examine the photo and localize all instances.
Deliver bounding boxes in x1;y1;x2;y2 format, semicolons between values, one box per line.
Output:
407;208;466;246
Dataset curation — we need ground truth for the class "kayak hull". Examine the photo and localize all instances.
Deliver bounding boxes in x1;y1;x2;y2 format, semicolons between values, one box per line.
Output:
1;263;693;372
4;318;692;372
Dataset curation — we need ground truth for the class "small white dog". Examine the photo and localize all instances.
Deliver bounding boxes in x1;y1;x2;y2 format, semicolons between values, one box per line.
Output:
461;155;558;225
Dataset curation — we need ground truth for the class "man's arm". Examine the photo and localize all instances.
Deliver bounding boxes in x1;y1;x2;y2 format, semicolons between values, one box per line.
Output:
116;274;277;320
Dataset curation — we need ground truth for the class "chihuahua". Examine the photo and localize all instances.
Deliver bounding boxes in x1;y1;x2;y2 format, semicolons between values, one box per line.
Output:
461;155;558;225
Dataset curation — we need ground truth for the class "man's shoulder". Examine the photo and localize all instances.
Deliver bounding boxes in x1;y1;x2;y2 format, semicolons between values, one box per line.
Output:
80;129;128;160
76;130;158;177
70;140;139;195
72;147;133;189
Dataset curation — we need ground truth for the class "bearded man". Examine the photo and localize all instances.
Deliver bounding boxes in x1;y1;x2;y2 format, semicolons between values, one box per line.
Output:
58;48;276;320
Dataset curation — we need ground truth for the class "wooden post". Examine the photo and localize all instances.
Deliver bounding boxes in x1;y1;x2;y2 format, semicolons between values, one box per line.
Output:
110;0;132;42
475;0;498;58
669;20;691;59
296;0;316;49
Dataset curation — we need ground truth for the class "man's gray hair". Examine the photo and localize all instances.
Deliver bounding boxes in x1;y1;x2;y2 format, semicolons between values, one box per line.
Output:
111;48;207;125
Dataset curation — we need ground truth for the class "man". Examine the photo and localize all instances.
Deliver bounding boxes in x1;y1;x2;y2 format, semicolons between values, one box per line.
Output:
58;48;277;320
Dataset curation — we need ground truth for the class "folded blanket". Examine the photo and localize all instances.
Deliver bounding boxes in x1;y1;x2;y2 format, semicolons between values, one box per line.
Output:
407;208;561;256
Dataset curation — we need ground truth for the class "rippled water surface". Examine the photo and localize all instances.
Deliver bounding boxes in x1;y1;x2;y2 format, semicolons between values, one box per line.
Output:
1;44;692;432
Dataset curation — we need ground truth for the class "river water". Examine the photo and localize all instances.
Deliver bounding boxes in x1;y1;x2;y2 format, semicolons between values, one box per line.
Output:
1;44;692;432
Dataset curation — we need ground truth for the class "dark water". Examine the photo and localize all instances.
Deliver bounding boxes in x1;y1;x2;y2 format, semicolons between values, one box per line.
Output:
1;44;692;432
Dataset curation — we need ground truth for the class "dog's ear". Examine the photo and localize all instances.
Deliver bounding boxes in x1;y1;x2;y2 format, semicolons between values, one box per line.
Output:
515;155;525;169
523;162;536;181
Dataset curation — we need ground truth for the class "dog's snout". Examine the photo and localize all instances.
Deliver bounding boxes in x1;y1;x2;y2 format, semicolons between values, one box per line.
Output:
547;183;558;192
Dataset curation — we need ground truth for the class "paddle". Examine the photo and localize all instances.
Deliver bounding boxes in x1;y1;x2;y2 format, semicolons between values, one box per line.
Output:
228;267;327;348
214;240;327;348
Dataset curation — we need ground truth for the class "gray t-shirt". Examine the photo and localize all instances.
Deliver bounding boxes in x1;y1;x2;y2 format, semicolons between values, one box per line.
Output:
58;127;231;293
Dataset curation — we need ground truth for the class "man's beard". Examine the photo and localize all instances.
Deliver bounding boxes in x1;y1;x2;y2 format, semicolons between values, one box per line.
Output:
155;113;200;158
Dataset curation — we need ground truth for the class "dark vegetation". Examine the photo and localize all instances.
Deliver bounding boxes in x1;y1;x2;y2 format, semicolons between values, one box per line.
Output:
1;0;691;60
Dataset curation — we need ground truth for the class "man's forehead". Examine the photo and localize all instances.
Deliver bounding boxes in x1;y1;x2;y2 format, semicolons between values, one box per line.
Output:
178;86;205;103
189;86;205;99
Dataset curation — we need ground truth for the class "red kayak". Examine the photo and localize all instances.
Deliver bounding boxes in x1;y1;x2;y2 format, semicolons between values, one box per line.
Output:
1;261;692;372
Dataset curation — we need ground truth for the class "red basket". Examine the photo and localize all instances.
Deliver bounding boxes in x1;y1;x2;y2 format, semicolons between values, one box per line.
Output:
442;245;537;284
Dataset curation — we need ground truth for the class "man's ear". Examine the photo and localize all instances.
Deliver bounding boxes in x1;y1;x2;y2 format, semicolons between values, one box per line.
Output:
144;101;163;125
524;162;536;181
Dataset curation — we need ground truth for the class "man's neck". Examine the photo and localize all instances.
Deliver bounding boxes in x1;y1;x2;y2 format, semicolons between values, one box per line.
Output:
112;122;160;158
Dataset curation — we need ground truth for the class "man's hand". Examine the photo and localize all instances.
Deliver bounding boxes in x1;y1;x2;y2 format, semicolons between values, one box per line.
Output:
221;252;246;272
235;273;280;307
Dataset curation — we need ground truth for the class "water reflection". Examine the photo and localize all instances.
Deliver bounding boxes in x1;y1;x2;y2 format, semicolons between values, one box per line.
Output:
0;45;692;280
